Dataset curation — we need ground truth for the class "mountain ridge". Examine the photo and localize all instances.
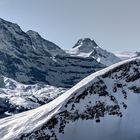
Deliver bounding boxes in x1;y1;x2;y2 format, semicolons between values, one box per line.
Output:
0;75;67;118
67;38;121;66
0;17;120;88
0;57;140;140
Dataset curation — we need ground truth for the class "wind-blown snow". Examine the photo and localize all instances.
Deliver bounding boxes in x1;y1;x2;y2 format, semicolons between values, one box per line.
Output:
113;51;137;60
0;102;61;140
0;57;140;140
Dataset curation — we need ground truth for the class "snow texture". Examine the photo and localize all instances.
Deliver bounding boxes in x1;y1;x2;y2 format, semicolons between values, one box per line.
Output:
66;38;121;66
0;75;66;118
0;57;140;140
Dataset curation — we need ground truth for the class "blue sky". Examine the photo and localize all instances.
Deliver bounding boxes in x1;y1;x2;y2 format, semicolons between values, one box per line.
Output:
0;0;140;52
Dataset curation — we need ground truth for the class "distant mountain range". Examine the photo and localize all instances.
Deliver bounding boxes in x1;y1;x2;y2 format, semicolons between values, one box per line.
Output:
66;38;120;66
1;57;140;140
113;51;137;60
0;18;123;118
0;18;120;88
0;18;140;140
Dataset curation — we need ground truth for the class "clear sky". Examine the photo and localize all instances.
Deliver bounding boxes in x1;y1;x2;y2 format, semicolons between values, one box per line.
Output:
0;0;140;52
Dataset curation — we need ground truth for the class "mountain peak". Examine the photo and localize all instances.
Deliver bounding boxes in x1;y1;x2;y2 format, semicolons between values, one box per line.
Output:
67;38;121;66
0;17;22;32
26;30;41;39
73;38;98;49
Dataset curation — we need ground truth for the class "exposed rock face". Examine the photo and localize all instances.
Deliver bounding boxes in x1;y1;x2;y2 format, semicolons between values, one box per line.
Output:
26;30;66;57
21;58;140;140
136;52;140;57
72;38;98;50
0;18;105;88
67;38;121;66
0;58;140;140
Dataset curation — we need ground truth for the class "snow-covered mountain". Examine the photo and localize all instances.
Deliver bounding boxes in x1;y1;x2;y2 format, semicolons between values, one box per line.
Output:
0;18;105;88
113;51;137;60
66;38;121;66
1;57;140;140
0;75;66;118
26;30;66;57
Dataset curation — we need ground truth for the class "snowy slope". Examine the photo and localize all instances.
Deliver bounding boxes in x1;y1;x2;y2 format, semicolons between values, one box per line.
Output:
26;30;67;57
0;57;140;140
0;75;66;118
113;51;137;60
66;38;121;66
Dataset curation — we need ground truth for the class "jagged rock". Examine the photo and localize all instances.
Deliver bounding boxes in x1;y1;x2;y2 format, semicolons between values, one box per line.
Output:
0;58;140;140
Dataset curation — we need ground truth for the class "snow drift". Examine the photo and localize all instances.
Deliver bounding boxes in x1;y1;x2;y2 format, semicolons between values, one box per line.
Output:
0;57;140;140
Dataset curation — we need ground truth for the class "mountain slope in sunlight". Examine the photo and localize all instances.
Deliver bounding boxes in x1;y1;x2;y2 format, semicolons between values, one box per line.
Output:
0;57;140;140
